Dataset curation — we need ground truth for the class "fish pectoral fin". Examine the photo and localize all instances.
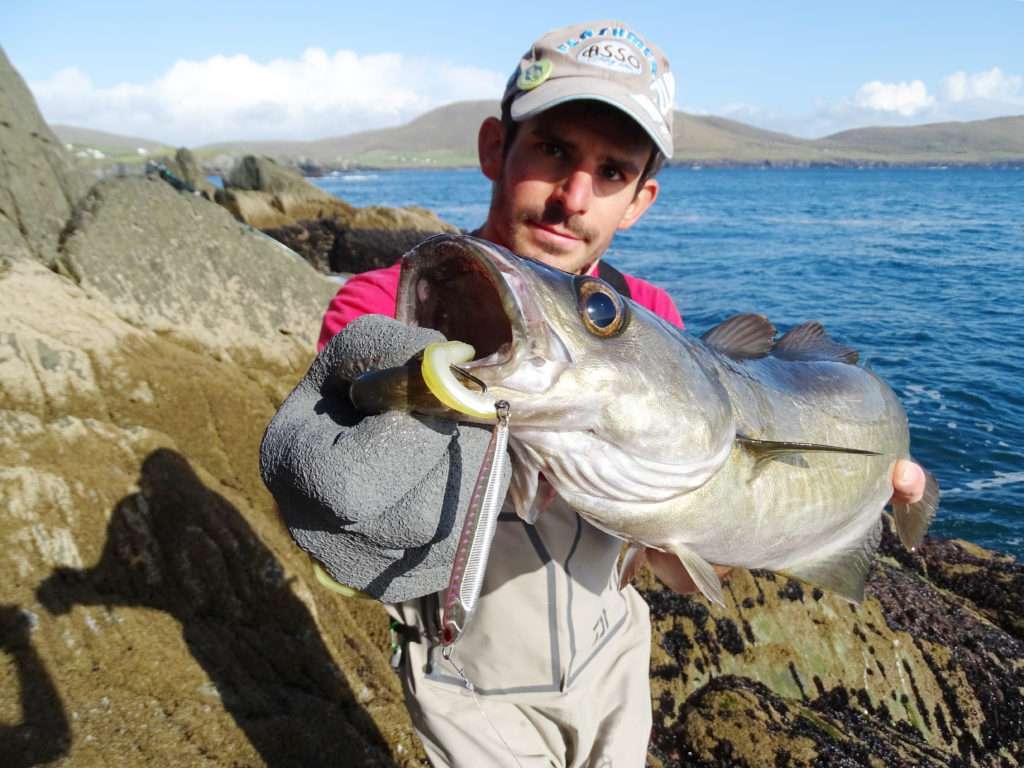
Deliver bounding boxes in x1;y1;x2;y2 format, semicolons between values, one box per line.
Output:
737;434;882;465
772;321;859;364
780;518;883;604
508;453;540;524
892;466;939;550
670;543;726;607
618;544;648;591
701;313;776;359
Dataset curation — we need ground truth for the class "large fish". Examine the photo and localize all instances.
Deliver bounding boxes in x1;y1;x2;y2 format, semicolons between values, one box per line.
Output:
351;234;939;606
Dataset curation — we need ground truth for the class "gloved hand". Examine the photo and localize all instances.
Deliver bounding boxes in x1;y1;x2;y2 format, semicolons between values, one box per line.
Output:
259;314;510;603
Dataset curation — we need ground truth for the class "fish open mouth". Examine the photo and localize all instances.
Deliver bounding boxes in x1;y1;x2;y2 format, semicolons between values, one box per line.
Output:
395;234;570;395
397;235;518;367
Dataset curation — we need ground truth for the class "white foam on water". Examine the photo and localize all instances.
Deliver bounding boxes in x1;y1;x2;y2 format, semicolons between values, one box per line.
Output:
965;471;1024;492
902;383;944;407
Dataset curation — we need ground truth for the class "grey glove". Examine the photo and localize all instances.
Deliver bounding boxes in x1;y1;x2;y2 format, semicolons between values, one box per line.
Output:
259;314;510;603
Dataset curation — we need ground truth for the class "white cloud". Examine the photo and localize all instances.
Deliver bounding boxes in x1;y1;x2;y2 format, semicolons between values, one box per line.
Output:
717;67;1024;138
29;48;506;146
853;79;934;116
943;67;1022;102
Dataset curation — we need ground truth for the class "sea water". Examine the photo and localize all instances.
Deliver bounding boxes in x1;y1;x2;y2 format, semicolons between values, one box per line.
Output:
314;167;1024;557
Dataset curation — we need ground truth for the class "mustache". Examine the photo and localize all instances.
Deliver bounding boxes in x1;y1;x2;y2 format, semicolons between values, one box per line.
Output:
521;202;596;242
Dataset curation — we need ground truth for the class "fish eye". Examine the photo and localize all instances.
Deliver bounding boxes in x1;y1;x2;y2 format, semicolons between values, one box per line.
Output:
574;277;628;337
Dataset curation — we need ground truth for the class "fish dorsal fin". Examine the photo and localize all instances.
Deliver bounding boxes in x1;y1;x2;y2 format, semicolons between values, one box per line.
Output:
892;466;939;550
737;434;881;461
701;313;776;359
773;321;859;364
781;518;883;603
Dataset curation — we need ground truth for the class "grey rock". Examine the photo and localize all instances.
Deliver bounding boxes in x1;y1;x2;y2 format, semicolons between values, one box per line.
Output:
56;175;336;366
225;155;328;198
0;46;90;265
161;147;217;199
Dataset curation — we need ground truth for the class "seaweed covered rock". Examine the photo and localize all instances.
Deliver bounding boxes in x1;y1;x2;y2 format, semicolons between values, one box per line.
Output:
642;519;1024;767
217;155;457;274
263;202;459;274
660;675;953;767
0;257;418;767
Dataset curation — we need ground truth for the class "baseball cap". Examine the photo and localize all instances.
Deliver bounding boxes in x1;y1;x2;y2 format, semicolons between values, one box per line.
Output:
502;21;676;158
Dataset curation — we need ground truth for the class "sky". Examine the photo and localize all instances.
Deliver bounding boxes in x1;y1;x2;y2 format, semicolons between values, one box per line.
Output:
3;1;1023;146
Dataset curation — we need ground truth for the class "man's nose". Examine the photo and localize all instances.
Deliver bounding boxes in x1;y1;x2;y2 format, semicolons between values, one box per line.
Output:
555;169;593;215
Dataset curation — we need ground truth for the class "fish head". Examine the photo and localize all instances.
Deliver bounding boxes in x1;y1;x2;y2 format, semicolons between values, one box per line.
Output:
396;234;735;507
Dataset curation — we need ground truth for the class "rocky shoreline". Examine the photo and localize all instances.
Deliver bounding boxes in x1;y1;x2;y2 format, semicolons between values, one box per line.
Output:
2;45;1021;767
201;157;1024;179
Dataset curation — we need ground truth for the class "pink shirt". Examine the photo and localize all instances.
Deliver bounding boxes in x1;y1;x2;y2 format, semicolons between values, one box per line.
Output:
319;260;684;350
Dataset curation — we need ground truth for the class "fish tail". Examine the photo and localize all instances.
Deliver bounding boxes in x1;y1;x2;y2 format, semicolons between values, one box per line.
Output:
893;465;939;551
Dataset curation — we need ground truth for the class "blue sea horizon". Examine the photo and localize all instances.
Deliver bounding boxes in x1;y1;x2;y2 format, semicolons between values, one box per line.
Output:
314;166;1024;558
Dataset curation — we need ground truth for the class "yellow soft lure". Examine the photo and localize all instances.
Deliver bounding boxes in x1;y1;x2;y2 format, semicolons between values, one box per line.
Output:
420;341;497;419
313;561;373;599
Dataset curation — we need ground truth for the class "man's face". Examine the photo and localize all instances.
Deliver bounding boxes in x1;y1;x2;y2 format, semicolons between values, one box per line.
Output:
478;102;659;274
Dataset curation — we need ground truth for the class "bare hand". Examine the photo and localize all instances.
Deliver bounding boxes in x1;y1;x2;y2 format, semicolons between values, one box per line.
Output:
891;458;925;506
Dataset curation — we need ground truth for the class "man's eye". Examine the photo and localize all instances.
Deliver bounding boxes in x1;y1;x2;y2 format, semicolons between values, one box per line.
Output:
540;142;564;158
600;166;624;182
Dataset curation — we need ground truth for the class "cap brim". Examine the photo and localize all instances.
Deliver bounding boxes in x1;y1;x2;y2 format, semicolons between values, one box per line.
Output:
510;75;674;158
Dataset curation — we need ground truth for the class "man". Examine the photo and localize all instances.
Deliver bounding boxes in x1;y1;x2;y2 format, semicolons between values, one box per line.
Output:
262;21;927;767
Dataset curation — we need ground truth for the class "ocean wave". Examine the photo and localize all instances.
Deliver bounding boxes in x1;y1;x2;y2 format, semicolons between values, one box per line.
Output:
944;471;1024;496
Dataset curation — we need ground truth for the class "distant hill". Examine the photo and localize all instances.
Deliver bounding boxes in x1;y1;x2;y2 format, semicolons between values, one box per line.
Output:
671;113;817;163
54;104;1024;171
820;116;1024;163
51;124;170;160
201;100;499;169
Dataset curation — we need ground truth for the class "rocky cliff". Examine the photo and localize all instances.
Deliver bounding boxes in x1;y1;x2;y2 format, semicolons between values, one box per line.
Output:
0;47;422;767
1;47;1021;768
214;154;458;275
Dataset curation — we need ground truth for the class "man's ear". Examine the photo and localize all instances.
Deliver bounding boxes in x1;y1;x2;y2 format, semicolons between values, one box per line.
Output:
478;117;504;181
618;178;659;231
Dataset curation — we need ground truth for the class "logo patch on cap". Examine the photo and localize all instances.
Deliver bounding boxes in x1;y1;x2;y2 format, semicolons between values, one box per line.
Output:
576;42;643;75
517;58;553;91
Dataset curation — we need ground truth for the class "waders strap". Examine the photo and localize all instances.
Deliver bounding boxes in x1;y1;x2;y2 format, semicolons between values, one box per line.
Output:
597;261;632;299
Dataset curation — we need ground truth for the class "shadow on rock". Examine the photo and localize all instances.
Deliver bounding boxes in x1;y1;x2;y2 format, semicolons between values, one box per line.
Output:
36;448;395;768
0;604;71;768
